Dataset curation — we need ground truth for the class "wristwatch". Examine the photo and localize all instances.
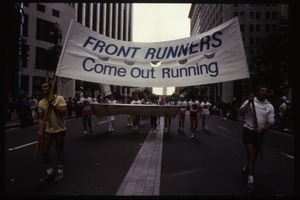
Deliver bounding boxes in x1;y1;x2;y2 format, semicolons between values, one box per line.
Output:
52;101;57;107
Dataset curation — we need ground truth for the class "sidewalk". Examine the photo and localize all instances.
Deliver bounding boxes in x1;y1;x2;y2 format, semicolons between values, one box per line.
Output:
4;111;76;130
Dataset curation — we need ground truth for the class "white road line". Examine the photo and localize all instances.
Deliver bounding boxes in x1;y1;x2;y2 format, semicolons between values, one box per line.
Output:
217;125;230;132
8;119;108;152
97;120;108;124
8;141;37;151
280;152;294;159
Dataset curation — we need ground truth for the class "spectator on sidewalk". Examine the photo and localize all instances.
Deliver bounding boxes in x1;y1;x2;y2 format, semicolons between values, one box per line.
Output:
66;96;74;118
16;94;31;128
278;96;287;130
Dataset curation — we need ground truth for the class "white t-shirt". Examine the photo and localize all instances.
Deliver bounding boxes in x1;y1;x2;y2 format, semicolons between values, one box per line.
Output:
189;100;200;112
200;101;211;115
241;97;275;130
80;96;93;111
177;100;187;112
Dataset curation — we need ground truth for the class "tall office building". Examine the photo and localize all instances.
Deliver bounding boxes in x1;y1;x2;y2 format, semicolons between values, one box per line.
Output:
188;4;288;103
14;2;132;99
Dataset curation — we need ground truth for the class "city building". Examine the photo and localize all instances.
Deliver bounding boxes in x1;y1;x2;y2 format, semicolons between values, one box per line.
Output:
11;2;133;100
188;3;289;103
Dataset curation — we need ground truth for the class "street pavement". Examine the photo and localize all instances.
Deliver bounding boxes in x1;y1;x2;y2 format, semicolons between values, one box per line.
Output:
4;111;296;197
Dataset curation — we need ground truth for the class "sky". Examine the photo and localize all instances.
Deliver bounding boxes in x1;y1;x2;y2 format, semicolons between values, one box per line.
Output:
132;3;191;95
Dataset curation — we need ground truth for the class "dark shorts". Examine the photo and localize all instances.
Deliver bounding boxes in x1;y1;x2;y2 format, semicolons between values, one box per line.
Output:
45;130;66;137
242;127;263;145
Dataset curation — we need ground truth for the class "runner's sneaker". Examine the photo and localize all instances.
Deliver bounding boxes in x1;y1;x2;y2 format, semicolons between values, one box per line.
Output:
38;173;54;185
83;130;87;136
247;182;255;192
54;172;64;183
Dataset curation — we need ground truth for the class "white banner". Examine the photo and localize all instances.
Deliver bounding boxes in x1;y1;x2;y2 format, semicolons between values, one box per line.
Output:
92;103;181;118
99;83;111;97
56;17;249;87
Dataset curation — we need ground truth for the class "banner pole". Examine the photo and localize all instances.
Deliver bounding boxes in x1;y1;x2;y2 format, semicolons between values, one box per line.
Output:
247;78;263;160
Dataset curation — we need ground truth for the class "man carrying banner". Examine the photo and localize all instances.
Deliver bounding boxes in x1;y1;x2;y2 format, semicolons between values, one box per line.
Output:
238;84;275;192
37;81;67;184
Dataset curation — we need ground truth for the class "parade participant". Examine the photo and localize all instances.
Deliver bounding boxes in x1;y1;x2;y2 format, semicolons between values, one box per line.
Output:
107;94;117;132
200;97;212;132
150;98;159;133
188;95;200;138
278;96;288;130
80;91;93;136
177;95;187;133
130;93;142;131
163;97;172;133
37;81;67;184
238;84;275;192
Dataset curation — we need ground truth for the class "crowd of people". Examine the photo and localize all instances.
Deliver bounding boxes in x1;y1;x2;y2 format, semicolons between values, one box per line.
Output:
4;83;292;193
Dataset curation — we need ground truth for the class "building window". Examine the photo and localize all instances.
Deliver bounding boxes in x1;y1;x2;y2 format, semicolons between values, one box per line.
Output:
52;9;60;17
255;12;261;20
265;24;271;32
256;24;261;32
249;12;254;20
249;24;254;32
32;76;44;97
272;24;277;31
112;4;116;39
99;4;104;34
92;3;97;31
272;11;278;19
85;3;90;28
77;3;82;24
265;11;270;20
36;18;57;43
37;4;45;13
35;47;50;70
240;12;245;20
240;24;245;32
249;37;255;45
21;75;29;93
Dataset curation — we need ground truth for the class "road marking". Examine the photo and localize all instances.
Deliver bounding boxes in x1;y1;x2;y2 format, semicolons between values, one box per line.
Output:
7;119;108;152
217;125;230;132
8;141;37;151
280;152;294;159
97;120;108;124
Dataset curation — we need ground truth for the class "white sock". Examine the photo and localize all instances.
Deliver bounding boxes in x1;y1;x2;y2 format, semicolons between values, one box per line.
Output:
58;165;64;173
46;168;53;175
247;175;254;183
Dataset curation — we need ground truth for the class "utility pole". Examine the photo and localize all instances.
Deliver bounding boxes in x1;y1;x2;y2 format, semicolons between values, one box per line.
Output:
17;2;24;95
